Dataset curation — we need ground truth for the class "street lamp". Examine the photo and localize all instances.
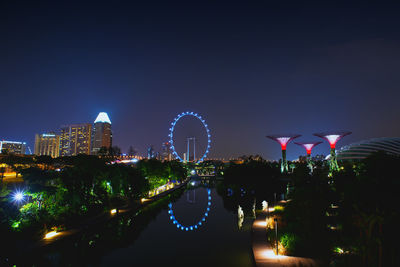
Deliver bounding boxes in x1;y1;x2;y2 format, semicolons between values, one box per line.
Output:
274;218;278;256
11;190;26;206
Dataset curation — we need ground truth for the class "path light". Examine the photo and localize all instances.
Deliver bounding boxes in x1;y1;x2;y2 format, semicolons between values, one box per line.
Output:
12;190;25;203
274;218;278;256
44;231;60;239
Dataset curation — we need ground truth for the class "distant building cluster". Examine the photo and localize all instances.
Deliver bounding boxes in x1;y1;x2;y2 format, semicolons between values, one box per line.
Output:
31;112;112;158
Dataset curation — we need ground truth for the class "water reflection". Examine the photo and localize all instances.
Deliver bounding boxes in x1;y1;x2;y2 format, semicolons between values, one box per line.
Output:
168;188;211;231
237;205;244;229
17;180;255;267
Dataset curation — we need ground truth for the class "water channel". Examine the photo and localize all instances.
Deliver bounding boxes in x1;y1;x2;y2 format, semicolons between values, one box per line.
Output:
27;179;256;266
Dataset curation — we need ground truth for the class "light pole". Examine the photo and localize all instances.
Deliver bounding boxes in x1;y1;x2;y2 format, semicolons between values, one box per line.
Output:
274;218;278;256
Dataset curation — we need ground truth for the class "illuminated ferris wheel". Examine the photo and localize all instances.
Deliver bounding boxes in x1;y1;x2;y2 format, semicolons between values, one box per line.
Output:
169;111;211;163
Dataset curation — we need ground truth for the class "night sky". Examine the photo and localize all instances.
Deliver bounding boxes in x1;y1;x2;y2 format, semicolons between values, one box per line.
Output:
2;1;400;160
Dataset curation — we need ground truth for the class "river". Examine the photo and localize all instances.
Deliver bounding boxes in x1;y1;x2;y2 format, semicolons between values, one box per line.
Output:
28;179;255;267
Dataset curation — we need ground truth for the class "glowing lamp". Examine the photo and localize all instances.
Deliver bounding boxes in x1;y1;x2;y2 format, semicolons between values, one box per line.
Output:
12;190;25;203
44;231;59;239
110;209;117;214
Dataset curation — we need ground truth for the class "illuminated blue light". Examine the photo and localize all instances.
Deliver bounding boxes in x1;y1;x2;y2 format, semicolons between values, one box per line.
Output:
168;189;211;231
168;111;211;163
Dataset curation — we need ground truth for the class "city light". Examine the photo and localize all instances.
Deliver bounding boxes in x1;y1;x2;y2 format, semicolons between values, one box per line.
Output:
12;190;25;203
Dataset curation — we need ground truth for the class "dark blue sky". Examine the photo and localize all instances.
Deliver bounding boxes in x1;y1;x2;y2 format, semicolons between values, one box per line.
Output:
1;1;400;160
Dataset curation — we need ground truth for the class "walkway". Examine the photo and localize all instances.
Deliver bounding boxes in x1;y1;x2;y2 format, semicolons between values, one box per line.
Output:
252;206;321;267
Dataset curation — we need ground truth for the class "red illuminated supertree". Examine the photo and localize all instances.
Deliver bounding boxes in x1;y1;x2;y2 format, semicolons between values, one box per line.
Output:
295;141;322;171
266;134;301;173
313;132;351;173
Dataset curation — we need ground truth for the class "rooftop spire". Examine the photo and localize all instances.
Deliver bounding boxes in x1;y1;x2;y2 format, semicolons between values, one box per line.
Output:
94;112;111;124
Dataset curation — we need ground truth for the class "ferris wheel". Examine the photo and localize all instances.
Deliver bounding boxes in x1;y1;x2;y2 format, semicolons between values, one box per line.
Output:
169;111;211;163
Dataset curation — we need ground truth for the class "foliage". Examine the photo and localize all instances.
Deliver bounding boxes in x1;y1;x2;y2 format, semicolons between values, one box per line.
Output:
137;159;186;190
280;232;298;255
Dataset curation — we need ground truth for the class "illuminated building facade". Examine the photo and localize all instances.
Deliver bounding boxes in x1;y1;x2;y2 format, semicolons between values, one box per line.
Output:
0;140;26;154
337;137;400;161
91;112;112;155
266;134;301;173
147;145;155;159
60;124;92;156
162;141;173;161
34;133;60;158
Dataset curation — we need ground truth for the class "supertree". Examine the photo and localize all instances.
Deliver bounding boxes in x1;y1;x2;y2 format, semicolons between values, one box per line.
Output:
313;132;351;173
295;141;322;172
266;134;301;173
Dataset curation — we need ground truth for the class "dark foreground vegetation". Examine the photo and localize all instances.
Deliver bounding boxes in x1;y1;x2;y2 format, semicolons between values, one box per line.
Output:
222;152;400;267
0;155;186;264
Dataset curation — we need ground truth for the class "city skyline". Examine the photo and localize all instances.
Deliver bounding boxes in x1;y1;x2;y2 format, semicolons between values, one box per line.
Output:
2;2;400;160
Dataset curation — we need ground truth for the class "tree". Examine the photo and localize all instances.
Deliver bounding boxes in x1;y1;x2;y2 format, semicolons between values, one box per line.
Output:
35;155;54;170
98;146;109;156
110;146;121;157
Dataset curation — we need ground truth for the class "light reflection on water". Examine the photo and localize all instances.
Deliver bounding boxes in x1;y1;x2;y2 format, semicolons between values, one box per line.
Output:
99;185;254;267
36;181;255;267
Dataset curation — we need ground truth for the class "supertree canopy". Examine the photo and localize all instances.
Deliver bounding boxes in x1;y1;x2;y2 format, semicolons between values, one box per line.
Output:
295;141;322;155
267;134;301;173
295;141;322;172
313;131;351;173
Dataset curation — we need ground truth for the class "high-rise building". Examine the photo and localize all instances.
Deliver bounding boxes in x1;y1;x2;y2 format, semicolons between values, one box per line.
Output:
147;145;155;159
0;140;26;154
91;112;112;155
60;124;92;156
162;141;173;161
34;133;60;158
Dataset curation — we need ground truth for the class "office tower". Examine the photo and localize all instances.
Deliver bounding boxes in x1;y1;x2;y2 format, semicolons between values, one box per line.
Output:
91;112;112;155
162;141;172;161
60;124;92;156
147;145;155;159
0;140;26;154
34;133;60;158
